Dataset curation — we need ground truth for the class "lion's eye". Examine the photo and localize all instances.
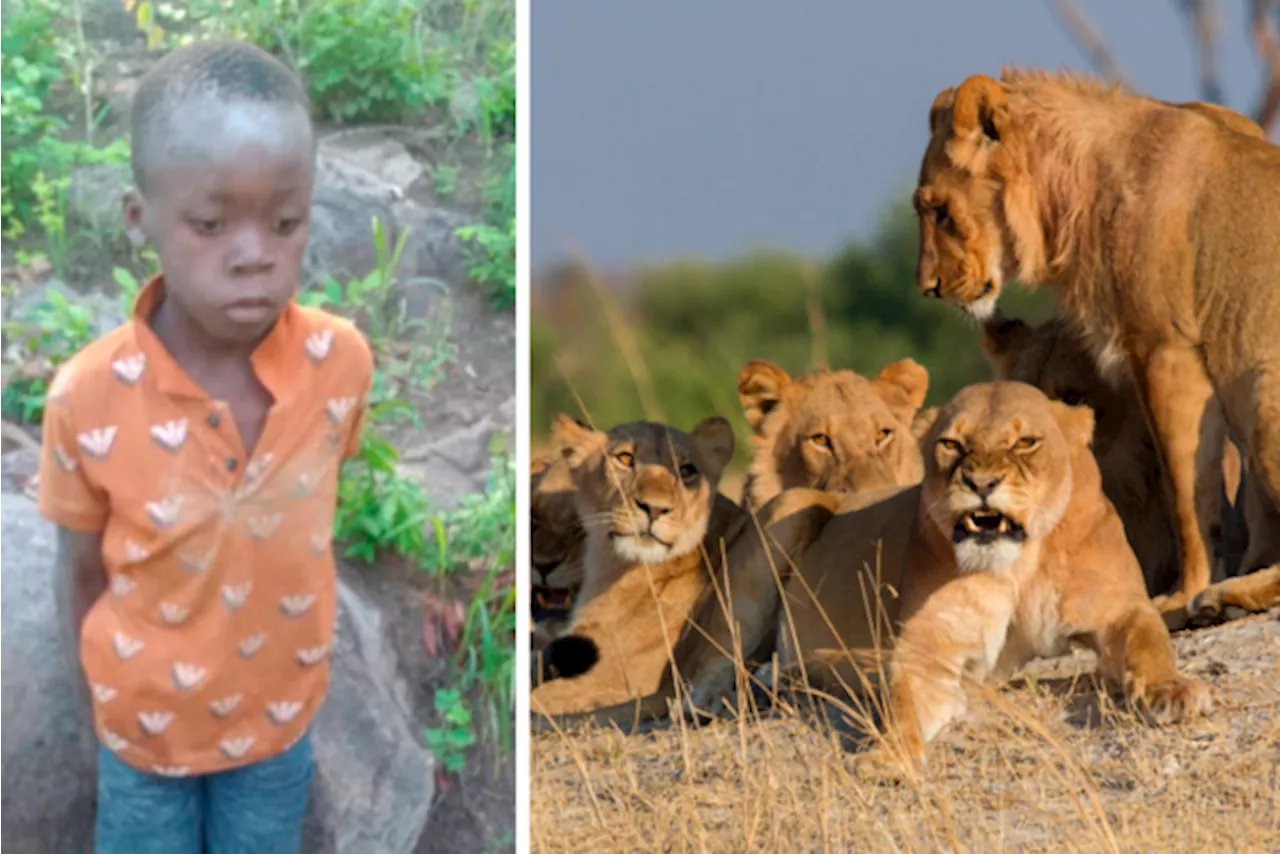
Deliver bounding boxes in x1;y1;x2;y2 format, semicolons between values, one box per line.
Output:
1060;390;1085;407
809;433;833;450
937;438;963;454
1013;436;1040;452
615;451;635;468
678;463;699;484
875;428;893;446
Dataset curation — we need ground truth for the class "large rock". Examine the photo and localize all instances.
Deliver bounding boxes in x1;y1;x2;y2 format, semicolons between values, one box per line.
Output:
0;495;435;853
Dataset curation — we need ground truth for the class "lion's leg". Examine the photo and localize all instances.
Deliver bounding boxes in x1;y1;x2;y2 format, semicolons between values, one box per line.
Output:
684;489;838;714
1190;366;1280;620
1136;344;1226;615
876;577;1015;768
1086;601;1211;723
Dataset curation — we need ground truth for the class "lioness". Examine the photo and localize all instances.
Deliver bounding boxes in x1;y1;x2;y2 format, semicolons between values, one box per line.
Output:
530;456;585;649
980;312;1249;598
530;361;938;731
738;358;930;510
687;382;1211;768
913;69;1280;620
529;415;745;716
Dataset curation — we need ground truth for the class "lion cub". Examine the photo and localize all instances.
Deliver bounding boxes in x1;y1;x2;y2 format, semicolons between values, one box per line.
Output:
529;415;742;717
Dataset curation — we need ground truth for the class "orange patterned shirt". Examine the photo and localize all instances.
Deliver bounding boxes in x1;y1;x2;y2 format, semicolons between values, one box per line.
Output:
38;275;373;776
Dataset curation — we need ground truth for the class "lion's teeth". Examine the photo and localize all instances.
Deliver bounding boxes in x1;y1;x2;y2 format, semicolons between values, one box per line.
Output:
964;515;981;533
997;518;1010;533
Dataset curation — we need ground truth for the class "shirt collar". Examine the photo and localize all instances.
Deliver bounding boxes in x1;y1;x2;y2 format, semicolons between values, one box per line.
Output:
129;274;309;405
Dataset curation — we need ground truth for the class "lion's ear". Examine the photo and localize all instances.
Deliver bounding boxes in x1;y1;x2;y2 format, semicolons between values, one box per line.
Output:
951;74;1007;143
552;414;605;469
737;360;792;433
1049;400;1095;451
691;416;736;480
979;311;1031;379
876;358;930;415
530;455;554;478
910;406;941;444
929;86;957;135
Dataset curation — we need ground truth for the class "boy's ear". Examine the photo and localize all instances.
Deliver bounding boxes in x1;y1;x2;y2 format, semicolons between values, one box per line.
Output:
122;190;148;249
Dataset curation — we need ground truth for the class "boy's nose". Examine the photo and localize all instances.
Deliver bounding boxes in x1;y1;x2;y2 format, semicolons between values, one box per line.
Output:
229;227;275;275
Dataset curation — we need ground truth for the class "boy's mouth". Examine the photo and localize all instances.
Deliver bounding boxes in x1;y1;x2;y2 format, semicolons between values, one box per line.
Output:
225;297;278;323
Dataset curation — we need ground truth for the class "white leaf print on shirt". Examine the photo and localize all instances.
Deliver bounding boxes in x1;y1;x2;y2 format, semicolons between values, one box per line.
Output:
326;396;356;423
279;593;316;618
112;354;146;385
92;683;117;704
152;765;189;777
238;631;268;659
265;701;304;725
178;552;211;575
245;513;284;542
138;711;174;736
308;530;331;555
101;730;129;752
219;736;256;760
222;582;252;613
171;663;206;692
209;694;243;719
123;540;149;564
158;602;189;626
146;496;184;529
296;645;329;667
150;419;188;452
77;427;117;460
305;329;333;362
112;632;143;660
110;575;134;598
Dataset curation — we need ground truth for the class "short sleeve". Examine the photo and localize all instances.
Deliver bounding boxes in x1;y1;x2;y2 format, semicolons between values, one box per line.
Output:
38;377;108;532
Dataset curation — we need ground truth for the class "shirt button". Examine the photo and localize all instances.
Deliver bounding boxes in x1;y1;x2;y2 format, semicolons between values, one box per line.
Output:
226;458;238;472
207;413;221;428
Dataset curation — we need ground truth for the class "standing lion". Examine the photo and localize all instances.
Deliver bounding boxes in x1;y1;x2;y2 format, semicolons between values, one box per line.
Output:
913;69;1280;623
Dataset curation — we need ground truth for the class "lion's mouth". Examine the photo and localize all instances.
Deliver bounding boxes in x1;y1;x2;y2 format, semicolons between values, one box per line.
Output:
953;509;1025;544
608;529;673;548
532;586;575;618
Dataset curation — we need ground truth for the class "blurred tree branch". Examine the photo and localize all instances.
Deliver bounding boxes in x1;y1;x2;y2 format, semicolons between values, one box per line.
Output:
1180;0;1224;104
1047;0;1131;87
1250;0;1280;133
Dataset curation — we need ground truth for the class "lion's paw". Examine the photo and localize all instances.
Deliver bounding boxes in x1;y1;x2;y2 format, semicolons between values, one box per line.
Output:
853;747;921;786
1130;674;1212;724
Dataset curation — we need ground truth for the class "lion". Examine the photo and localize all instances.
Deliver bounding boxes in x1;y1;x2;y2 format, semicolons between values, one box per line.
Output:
979;312;1250;599
530;456;586;649
530;360;937;731
685;382;1211;770
913;69;1280;622
737;358;931;511
528;415;748;716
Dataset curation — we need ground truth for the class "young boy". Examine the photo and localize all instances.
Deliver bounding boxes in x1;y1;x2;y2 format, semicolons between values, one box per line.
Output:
38;40;372;853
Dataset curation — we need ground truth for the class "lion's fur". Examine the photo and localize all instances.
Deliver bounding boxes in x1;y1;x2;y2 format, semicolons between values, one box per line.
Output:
530;456;586;648
528;415;747;717
914;68;1280;620
737;358;931;510
685;382;1210;764
979;312;1249;596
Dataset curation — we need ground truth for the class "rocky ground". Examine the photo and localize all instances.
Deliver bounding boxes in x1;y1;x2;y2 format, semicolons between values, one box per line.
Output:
531;610;1280;853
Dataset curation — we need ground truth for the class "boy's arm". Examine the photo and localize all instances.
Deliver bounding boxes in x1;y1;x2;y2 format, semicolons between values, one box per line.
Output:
38;362;110;734
54;527;105;733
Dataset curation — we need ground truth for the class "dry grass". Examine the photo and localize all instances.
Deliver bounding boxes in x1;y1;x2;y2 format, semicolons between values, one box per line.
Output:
531;610;1280;853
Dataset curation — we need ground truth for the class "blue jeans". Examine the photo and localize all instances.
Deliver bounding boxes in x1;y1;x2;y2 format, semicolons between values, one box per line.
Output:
94;733;315;854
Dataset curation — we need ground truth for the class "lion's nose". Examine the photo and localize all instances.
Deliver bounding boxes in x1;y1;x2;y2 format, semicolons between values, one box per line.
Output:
634;499;671;521
962;472;1003;498
922;278;941;298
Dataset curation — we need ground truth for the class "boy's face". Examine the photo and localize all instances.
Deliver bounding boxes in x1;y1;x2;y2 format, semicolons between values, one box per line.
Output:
125;97;315;345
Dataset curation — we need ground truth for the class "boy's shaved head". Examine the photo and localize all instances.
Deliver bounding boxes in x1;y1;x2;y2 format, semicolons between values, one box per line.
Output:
130;40;313;194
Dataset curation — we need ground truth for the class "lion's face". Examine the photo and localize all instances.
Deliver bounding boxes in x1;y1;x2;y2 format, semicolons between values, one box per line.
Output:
914;78;1016;320
738;359;930;506
921;382;1094;573
553;415;735;565
980;312;1133;462
530;456;586;619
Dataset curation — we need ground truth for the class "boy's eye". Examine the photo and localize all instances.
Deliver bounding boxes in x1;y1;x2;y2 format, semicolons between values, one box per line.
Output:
191;218;222;235
275;218;303;235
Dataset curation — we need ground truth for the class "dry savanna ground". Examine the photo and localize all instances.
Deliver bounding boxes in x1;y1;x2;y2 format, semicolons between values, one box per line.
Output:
531;609;1280;853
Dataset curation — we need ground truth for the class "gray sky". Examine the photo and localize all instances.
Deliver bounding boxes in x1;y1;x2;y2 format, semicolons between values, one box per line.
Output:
531;0;1264;273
